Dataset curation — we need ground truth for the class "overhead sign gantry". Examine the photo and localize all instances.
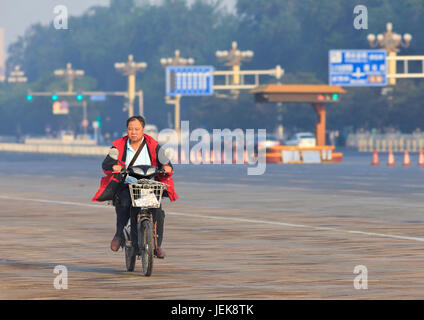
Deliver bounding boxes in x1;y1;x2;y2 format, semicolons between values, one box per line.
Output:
251;84;346;147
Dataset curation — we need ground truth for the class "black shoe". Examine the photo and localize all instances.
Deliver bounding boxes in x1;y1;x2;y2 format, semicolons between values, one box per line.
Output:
110;236;123;252
154;247;166;259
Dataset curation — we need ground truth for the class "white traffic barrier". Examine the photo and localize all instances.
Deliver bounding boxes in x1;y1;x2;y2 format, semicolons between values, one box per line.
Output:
0;143;109;156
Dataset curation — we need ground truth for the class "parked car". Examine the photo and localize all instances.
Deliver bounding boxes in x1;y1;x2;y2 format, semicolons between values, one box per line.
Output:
58;130;75;142
256;134;281;151
285;132;316;147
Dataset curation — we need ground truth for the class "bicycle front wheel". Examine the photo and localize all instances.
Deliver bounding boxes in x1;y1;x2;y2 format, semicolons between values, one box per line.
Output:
125;245;136;272
138;219;154;276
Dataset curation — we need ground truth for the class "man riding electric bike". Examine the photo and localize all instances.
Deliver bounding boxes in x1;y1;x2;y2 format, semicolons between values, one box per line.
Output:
92;115;178;259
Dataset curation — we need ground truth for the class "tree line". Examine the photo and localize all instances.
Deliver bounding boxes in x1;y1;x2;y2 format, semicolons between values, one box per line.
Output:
1;0;424;138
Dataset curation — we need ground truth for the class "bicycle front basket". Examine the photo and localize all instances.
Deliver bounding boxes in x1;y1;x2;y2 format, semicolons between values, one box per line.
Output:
128;180;166;208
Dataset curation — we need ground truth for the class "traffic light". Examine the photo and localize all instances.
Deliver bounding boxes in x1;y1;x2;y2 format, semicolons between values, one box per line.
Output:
96;115;102;128
315;93;340;103
76;93;84;101
51;93;58;101
26;94;33;101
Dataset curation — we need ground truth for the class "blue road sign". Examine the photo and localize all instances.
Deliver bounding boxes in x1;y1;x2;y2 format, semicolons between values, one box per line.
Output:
90;94;107;101
329;50;387;86
166;66;214;96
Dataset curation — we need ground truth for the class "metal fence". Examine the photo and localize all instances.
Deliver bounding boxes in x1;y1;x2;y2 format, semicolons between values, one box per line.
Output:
347;133;424;152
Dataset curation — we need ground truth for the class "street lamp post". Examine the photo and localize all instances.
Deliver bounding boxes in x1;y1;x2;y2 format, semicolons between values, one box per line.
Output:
54;63;87;137
81;100;88;137
367;22;412;85
54;62;84;93
160;50;194;133
115;54;147;118
0;28;5;83
216;41;253;86
7;66;27;84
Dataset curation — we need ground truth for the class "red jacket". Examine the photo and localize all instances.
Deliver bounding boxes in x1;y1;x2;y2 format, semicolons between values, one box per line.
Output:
92;134;178;202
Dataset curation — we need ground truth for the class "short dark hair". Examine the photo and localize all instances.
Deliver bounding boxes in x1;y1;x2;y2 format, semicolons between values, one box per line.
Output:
126;115;145;128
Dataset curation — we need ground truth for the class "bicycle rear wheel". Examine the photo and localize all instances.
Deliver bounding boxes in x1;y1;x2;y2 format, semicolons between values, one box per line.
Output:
138;219;154;276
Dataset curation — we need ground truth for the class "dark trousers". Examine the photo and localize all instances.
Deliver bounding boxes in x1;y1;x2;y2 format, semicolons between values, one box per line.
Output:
114;185;165;247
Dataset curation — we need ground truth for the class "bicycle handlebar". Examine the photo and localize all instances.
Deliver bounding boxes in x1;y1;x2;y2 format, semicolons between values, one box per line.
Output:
113;166;168;176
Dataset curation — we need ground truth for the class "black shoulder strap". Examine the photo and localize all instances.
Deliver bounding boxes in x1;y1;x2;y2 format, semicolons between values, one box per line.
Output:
128;138;146;167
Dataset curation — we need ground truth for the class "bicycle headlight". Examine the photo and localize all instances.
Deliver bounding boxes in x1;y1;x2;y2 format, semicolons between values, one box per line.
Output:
132;167;144;175
145;167;157;176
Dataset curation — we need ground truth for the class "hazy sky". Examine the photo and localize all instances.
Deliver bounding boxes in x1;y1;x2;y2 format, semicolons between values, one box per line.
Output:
0;0;236;55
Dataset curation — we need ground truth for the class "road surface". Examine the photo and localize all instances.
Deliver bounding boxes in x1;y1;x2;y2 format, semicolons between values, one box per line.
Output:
0;149;423;299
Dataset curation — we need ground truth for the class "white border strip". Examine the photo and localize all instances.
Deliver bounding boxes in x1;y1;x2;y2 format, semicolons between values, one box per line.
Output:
1;195;423;243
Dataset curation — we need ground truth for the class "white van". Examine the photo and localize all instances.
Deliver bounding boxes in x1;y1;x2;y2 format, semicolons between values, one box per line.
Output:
285;132;317;147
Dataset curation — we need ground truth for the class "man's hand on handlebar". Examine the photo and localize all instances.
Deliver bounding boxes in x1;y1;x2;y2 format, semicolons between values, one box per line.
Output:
112;164;123;173
159;165;172;175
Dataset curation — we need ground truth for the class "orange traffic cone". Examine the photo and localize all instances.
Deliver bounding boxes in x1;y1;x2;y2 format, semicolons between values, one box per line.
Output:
180;149;186;164
403;150;411;166
387;150;395;166
210;149;221;164
371;150;379;166
419;150;424;166
204;150;210;164
171;148;178;163
233;149;242;164
190;150;196;164
243;150;248;164
221;150;226;164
